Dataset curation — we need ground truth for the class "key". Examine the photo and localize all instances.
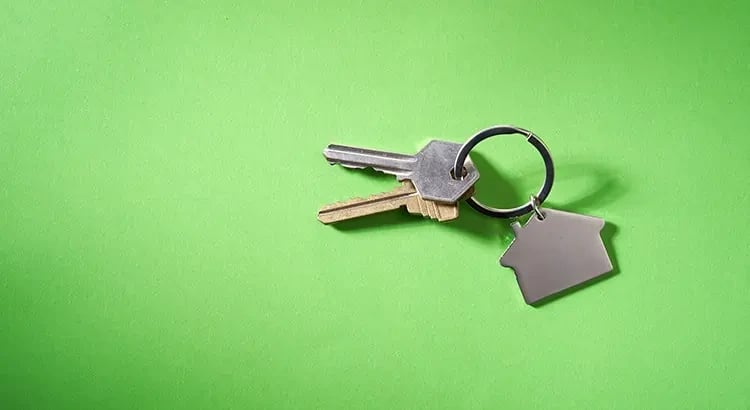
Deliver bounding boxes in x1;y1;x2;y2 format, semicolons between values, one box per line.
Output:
323;140;479;203
318;180;460;224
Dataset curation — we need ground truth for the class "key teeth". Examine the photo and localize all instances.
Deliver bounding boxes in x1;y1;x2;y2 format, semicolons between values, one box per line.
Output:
420;197;429;217
318;179;458;224
326;161;365;170
425;200;438;220
326;162;408;181
405;196;457;222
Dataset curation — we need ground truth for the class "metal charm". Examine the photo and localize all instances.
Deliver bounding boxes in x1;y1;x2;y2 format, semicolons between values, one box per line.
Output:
500;208;612;304
456;125;614;304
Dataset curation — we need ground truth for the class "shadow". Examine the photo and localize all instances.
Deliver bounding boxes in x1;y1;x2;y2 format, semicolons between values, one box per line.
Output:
331;151;523;241
464;151;525;211
514;161;629;212
330;205;424;231
530;222;621;307
437;151;522;244
327;154;627;270
557;163;628;212
333;165;395;180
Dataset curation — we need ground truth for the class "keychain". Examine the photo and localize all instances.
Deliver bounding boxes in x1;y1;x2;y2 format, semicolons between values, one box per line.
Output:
317;125;613;305
453;126;613;305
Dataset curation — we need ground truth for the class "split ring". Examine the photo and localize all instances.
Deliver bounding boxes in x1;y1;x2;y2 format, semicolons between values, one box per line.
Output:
530;195;545;220
452;125;555;218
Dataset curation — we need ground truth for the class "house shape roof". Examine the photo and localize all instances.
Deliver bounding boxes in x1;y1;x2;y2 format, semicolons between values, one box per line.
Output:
500;208;613;304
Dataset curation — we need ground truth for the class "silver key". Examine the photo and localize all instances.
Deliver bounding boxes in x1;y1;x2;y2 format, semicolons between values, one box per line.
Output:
323;140;479;203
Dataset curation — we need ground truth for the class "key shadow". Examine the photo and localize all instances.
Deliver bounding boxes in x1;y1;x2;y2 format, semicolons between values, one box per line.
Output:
438;152;523;245
442;152;629;237
327;151;517;238
547;164;628;214
527;221;621;307
327;204;424;230
329;152;628;265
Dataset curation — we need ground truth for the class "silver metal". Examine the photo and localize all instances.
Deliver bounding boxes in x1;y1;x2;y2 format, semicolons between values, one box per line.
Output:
323;140;479;203
501;208;613;304
453;125;554;218
530;195;545;220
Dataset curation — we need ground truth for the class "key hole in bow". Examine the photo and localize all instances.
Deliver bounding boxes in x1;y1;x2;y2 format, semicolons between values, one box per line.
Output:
450;167;468;180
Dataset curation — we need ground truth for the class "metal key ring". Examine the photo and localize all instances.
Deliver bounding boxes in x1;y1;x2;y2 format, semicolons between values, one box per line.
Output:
452;125;554;218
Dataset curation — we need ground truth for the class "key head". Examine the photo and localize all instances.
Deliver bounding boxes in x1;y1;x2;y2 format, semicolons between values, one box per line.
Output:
404;140;480;203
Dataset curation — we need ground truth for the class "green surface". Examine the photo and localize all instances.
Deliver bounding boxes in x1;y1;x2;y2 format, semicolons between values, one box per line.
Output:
2;1;749;409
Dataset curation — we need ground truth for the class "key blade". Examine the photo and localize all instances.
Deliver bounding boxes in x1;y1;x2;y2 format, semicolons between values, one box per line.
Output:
322;140;479;203
317;181;416;224
317;181;460;224
323;144;417;177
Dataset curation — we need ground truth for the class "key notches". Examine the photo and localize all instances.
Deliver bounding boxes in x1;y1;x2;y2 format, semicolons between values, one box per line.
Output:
317;125;553;224
318;140;479;224
453;125;555;219
323;140;479;203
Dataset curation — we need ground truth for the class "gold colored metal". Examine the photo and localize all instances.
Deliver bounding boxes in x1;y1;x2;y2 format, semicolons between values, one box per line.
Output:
317;180;459;224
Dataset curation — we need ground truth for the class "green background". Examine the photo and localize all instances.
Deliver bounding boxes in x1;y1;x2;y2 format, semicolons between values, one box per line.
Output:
2;1;749;408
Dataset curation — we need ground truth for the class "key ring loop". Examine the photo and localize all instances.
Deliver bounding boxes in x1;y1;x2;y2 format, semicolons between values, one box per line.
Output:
530;194;545;220
452;125;554;218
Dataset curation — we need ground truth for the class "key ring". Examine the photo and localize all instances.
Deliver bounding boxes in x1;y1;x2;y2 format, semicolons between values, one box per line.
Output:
452;125;555;218
529;194;545;220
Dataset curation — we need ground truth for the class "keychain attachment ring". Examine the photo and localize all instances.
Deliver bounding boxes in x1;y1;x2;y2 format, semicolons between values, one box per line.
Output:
530;195;545;220
452;125;555;218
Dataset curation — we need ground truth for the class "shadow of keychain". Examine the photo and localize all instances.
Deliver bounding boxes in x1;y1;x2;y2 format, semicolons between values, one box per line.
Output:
453;126;614;305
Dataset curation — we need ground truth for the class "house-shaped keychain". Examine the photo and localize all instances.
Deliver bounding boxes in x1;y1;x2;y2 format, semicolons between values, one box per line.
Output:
500;208;613;304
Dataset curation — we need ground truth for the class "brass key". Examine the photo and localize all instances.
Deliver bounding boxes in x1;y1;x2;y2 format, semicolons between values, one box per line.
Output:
317;180;459;224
